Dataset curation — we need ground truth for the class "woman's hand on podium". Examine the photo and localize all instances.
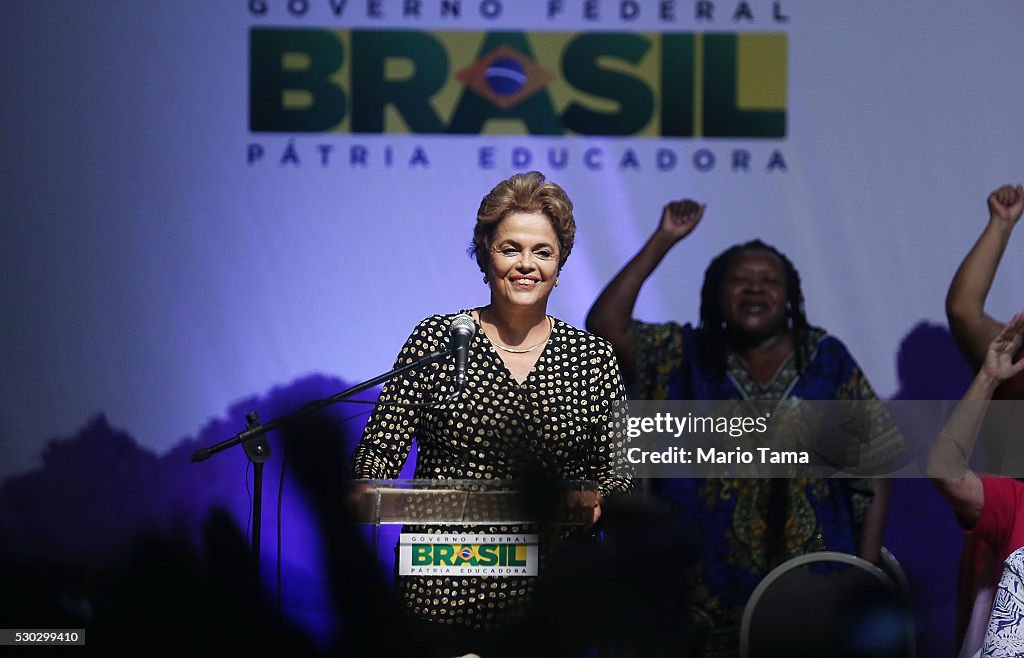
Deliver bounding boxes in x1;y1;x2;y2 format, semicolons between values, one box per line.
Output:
345;480;371;521
565;489;604;528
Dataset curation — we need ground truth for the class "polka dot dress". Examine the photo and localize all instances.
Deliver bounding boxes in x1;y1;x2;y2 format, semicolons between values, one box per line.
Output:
351;310;632;629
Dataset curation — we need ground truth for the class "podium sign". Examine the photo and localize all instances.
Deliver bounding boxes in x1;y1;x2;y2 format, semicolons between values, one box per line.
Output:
354;480;595;577
397;532;540;576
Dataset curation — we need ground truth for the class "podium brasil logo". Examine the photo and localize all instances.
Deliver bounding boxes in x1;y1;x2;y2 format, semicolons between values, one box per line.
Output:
250;28;786;137
411;542;529;567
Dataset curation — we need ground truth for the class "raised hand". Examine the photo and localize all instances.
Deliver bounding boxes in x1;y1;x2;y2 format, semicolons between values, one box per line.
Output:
657;198;706;243
987;184;1024;226
982;312;1024;382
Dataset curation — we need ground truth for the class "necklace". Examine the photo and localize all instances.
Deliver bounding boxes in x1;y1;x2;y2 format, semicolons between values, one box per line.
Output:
479;312;553;353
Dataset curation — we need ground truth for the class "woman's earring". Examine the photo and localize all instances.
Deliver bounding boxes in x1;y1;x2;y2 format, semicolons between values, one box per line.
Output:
483;275;489;285
554;278;560;287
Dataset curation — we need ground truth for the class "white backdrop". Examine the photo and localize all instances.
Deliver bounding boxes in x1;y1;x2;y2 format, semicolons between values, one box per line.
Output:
2;0;1024;482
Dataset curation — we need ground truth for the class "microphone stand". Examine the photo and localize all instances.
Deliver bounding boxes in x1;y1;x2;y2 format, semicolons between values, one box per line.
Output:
190;347;454;572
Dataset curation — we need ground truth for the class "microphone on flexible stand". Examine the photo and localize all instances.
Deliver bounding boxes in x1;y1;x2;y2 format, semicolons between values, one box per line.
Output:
450;313;476;392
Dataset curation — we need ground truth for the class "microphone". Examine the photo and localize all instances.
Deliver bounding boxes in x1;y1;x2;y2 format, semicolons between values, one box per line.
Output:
450;313;476;390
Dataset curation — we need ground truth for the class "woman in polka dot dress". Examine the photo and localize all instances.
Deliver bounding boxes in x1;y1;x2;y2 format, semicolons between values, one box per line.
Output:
351;171;632;649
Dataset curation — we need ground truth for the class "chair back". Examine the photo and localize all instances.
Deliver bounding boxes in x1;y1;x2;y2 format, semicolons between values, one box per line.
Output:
740;551;913;658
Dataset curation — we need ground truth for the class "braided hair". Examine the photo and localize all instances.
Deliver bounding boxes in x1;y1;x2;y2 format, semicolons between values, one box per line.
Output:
697;239;816;375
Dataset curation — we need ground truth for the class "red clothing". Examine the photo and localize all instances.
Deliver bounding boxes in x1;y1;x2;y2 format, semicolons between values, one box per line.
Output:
958;477;1024;656
958;534;997;645
972;477;1024;564
956;375;1024;655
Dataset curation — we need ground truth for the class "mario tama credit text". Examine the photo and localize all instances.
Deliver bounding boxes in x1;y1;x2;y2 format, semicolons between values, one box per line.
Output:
619;400;903;478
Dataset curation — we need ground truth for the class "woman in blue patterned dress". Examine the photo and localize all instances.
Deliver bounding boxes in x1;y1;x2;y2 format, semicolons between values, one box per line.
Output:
586;199;901;657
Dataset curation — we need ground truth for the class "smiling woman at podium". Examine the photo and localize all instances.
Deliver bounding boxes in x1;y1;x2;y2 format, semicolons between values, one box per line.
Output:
350;171;632;652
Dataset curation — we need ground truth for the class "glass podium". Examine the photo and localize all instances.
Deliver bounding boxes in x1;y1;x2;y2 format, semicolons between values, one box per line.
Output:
352;479;599;571
352;479;599;526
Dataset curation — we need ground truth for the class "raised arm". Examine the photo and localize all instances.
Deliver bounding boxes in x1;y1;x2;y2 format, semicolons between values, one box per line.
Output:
585;199;705;383
928;313;1024;529
946;184;1024;368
